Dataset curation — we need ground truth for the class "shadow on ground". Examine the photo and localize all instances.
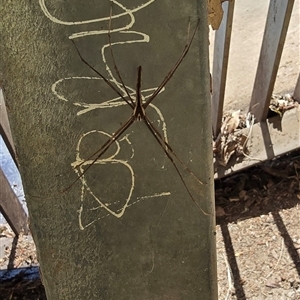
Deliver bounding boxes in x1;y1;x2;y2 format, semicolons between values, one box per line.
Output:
216;149;300;299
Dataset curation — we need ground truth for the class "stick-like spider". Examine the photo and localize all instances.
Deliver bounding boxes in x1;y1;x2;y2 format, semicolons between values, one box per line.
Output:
64;15;208;217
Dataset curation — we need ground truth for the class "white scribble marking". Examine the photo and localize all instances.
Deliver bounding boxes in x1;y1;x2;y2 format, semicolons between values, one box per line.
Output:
72;130;135;220
40;0;172;228
39;0;155;26
78;192;171;230
119;134;134;159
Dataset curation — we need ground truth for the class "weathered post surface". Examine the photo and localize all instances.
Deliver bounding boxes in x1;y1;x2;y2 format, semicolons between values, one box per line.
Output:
1;1;217;299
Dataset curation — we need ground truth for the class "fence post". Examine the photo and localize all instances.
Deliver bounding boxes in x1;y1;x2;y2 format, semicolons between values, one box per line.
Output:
1;1;217;299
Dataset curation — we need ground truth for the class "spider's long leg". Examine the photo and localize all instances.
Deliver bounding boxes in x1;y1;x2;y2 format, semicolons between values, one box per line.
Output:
145;115;203;185
144;115;209;215
108;5;135;106
71;40;134;109
61;116;135;193
143;19;200;109
75;65;143;173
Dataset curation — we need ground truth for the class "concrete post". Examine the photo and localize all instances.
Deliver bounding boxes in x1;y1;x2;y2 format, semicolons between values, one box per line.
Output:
1;1;217;299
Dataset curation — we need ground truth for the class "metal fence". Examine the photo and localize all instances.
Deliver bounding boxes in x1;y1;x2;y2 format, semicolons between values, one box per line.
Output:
212;0;300;178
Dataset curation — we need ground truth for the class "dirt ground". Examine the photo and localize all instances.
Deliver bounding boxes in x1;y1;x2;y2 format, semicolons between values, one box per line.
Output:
215;149;300;300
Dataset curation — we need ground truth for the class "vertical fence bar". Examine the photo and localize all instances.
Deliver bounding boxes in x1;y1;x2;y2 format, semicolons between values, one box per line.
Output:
249;0;295;122
0;168;28;235
293;73;300;102
0;88;28;235
0;88;18;167
211;0;235;138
